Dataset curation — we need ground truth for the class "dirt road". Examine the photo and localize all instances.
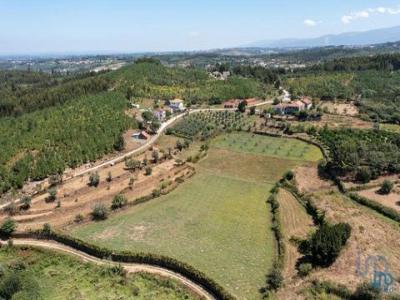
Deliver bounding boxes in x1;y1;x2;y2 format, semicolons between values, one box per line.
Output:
0;102;271;211
2;238;215;300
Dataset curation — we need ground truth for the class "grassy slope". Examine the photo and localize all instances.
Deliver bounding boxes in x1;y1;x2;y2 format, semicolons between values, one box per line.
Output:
72;133;322;299
0;247;199;300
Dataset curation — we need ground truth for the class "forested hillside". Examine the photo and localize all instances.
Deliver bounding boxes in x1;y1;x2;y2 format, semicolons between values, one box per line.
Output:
107;60;270;104
0;92;132;194
0;60;271;195
0;70;111;117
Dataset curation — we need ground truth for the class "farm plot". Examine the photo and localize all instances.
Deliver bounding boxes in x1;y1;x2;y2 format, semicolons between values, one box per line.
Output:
0;246;200;300
212;132;323;162
170;111;250;139
72;133;322;299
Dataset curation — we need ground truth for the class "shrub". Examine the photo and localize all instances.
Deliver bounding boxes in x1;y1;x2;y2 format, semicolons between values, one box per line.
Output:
145;167;152;176
352;282;381;300
20;196;32;210
267;265;283;290
91;203;109;220
89;172;100;187
128;177;134;189
4;201;18;215
47;187;57;202
42;223;52;236
48;174;62;187
152;189;161;198
106;171;112;182
356;167;372;183
0;218;17;237
298;263;312;277
378;180;394;195
111;194;127;210
125;158;141;171
309;223;351;266
152;150;159;163
283;170;294;181
74;214;84;223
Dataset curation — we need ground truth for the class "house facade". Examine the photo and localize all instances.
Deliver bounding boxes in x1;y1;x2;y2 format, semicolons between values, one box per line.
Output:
274;97;313;115
245;98;258;107
169;99;185;112
132;131;151;140
274;101;305;115
223;99;239;108
300;97;313;110
153;109;166;121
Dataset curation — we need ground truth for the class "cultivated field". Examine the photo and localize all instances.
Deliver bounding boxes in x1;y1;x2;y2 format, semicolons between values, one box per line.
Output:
211;132;323;162
0;246;200;300
72;133;322;299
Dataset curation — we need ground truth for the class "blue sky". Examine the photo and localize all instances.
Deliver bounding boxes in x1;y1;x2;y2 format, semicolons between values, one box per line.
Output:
1;0;400;54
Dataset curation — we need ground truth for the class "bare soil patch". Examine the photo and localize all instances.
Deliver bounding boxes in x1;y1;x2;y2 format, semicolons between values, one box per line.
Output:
320;102;359;116
294;165;333;194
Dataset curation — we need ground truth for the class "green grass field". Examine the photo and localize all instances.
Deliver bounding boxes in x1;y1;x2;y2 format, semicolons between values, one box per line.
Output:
212;132;323;162
0;246;199;300
72;133;322;299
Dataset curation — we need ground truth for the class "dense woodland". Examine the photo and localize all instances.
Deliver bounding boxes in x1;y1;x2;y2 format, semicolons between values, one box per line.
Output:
317;128;400;182
0;92;132;194
0;70;111;117
108;60;270;104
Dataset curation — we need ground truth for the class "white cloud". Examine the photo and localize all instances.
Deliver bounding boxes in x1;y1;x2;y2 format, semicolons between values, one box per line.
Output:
188;31;200;38
342;5;400;24
388;7;400;14
304;19;317;27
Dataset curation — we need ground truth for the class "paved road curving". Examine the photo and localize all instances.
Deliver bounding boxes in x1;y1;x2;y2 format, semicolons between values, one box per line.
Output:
71;101;271;178
0;101;271;211
1;238;216;300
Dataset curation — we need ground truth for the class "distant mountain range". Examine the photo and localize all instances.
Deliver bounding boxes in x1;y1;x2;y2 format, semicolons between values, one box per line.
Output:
246;25;400;49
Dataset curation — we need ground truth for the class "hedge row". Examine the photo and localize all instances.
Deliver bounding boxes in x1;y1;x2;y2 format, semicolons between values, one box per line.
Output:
264;177;290;293
14;230;234;300
268;184;285;267
327;168;400;224
348;193;400;223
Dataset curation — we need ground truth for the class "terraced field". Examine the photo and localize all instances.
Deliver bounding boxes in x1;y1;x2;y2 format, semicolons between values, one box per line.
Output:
71;133;322;299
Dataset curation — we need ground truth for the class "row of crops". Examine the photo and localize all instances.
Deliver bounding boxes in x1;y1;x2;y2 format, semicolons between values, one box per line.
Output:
170;111;249;140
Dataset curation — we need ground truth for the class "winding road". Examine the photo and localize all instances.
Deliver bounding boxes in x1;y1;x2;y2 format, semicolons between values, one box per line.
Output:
72;100;272;178
1;238;216;300
0;100;273;210
0;101;274;298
